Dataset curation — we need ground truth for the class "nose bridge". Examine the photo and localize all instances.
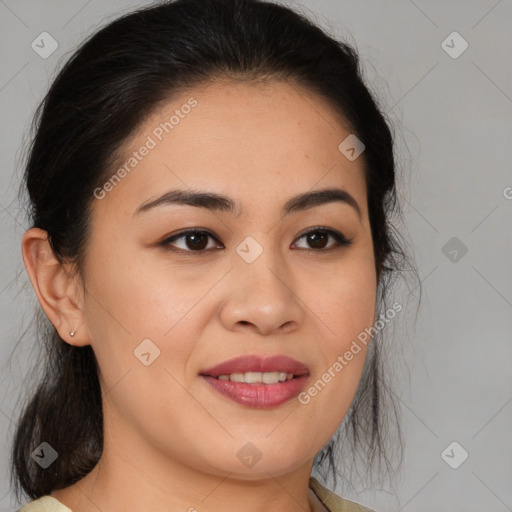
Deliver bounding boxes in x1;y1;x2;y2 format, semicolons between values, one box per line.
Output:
234;233;287;293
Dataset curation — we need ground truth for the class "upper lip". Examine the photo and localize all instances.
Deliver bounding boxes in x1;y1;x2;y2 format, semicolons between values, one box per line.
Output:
200;355;310;378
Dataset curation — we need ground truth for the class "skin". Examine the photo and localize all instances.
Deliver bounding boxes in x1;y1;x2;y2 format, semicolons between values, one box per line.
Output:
22;79;377;512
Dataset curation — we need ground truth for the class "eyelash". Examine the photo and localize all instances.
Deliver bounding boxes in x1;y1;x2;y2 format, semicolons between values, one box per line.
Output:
159;226;352;254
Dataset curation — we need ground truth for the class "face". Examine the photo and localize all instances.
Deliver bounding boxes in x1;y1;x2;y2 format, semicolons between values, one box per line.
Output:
79;79;377;480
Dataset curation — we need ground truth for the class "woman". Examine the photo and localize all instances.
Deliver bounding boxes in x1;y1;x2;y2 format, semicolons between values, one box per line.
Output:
11;0;415;510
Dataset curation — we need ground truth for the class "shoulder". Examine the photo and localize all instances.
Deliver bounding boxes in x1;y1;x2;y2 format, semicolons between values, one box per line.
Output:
19;482;373;512
16;495;72;512
309;476;376;512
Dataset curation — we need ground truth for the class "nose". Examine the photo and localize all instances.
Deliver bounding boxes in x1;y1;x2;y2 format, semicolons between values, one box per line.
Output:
218;248;303;336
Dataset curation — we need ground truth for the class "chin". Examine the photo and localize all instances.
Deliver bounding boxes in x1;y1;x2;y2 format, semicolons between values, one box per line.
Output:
199;444;312;480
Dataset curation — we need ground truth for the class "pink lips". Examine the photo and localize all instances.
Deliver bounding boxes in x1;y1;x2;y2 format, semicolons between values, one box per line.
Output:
200;355;310;409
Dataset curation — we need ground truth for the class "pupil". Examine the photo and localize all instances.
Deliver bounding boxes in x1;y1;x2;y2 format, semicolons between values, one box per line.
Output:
308;232;326;249
187;234;207;250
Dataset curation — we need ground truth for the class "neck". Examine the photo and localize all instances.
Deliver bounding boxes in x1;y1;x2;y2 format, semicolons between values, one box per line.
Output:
51;432;322;512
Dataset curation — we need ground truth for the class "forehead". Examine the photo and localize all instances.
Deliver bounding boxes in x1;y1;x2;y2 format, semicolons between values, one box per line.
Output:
92;79;367;220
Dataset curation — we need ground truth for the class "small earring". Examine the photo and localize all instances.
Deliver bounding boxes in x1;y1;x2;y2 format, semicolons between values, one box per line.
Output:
69;329;76;337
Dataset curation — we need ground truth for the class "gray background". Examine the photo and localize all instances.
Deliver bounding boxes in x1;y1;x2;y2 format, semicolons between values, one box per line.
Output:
1;1;511;511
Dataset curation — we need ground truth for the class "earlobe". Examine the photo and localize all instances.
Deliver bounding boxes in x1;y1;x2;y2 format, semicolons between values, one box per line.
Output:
21;227;89;346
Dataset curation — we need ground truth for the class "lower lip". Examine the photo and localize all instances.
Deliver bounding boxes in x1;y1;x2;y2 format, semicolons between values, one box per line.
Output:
201;375;309;408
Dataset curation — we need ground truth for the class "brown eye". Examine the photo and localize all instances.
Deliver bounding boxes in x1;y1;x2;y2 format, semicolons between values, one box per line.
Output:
305;231;328;249
184;233;209;250
159;227;351;254
293;228;351;251
160;230;222;252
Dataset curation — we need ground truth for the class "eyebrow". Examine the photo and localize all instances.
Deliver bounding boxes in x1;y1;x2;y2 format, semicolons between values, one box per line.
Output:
134;187;362;221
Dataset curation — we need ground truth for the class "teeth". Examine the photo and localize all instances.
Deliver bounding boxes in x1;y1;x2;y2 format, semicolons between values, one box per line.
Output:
278;371;287;382
216;372;295;384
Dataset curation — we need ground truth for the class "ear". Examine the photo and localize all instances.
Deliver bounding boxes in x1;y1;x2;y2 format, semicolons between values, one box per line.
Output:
21;227;89;346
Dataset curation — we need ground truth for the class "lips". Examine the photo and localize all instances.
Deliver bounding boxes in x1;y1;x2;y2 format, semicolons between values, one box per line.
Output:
199;355;310;408
200;354;310;378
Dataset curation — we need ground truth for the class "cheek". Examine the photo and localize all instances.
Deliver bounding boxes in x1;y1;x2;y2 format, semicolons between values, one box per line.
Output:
80;253;212;430
305;251;377;342
296;252;376;424
81;242;220;378
83;234;190;331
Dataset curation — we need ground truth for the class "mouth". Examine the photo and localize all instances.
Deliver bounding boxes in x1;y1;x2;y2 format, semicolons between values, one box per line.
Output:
200;354;309;378
199;355;310;409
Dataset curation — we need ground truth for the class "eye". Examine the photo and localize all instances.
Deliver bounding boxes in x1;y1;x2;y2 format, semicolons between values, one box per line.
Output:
159;227;351;254
159;229;223;252
292;227;352;251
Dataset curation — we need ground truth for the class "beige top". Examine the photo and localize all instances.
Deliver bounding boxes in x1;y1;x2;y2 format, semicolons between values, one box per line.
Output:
17;477;375;512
